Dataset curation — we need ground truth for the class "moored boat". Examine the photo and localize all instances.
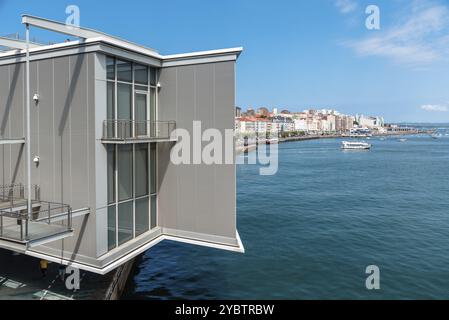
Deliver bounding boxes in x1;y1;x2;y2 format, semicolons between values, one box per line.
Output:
341;141;371;150
266;138;279;145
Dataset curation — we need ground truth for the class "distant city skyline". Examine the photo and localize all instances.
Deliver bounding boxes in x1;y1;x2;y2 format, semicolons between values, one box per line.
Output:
1;0;449;123
237;106;385;124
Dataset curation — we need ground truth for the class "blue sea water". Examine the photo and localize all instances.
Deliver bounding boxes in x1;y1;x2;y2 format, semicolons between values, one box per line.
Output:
123;127;449;300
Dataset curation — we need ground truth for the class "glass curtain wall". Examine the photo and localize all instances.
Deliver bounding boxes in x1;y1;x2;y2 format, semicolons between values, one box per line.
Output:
106;56;159;251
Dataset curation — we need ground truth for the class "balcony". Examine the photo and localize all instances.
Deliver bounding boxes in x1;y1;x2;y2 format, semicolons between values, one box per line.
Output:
0;184;73;248
101;120;177;144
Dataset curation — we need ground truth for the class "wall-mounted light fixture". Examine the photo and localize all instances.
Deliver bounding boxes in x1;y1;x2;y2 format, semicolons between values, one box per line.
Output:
33;156;40;167
33;93;39;104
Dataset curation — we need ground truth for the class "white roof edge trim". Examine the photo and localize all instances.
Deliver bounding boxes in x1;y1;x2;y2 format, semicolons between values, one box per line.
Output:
0;28;242;63
163;47;244;60
0;36;42;49
24;231;244;275
88;36;162;59
0;38;89;58
0;37;162;60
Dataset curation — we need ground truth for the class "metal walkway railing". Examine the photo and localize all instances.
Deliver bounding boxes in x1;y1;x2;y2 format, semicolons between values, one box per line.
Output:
0;184;40;205
102;120;176;143
0;184;72;244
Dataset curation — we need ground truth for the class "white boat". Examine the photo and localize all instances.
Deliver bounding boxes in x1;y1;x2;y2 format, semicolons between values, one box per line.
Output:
266;138;279;144
341;141;371;150
399;138;407;142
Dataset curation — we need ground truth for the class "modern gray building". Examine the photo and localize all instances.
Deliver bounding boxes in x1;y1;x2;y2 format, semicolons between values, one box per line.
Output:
0;15;243;274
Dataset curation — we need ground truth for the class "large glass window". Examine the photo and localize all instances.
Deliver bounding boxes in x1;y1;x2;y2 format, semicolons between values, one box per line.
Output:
134;64;148;85
107;145;115;204
150;143;157;194
135;144;149;197
107;57;115;80
106;143;157;250
106;56;158;124
118;145;133;201
117;83;132;120
135;197;149;236
151;195;157;229
135;93;148;136
150;143;157;229
150;88;156;120
150;88;156;136
107;82;115;119
107;82;115;137
117;59;132;82
118;201;133;245
105;56;159;251
150;67;157;86
108;205;116;250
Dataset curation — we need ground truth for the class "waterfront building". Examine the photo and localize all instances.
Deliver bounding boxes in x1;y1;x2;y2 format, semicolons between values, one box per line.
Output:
235;117;270;135
256;107;270;117
326;114;337;132
307;118;320;133
236;108;369;135
320;118;330;132
271;115;294;133
294;119;308;132
246;107;256;117
236;117;256;133
255;118;269;133
356;114;384;129
0;15;244;274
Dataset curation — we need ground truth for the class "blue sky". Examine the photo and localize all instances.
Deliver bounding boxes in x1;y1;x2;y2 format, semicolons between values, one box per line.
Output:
1;0;449;123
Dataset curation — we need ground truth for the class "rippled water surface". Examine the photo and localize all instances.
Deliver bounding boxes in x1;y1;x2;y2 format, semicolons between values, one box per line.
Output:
123;128;449;299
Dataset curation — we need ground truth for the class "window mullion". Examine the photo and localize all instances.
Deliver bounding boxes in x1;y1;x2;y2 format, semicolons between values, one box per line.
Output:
115;145;119;249
132;145;136;239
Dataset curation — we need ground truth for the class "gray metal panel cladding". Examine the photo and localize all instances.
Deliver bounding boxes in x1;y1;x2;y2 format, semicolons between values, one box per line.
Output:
158;61;237;242
0;53;98;258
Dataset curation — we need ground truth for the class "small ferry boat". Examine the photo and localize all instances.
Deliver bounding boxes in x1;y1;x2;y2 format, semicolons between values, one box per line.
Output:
266;138;279;145
341;141;371;150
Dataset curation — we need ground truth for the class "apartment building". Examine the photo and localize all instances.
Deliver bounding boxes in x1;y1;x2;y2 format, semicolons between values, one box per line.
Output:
0;15;243;274
356;114;384;129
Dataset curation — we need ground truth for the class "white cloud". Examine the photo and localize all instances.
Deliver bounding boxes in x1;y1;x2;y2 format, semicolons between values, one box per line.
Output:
421;104;449;112
335;0;358;14
343;2;449;66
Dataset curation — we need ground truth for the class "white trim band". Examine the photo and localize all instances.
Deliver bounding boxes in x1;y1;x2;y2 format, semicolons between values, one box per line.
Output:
25;230;245;275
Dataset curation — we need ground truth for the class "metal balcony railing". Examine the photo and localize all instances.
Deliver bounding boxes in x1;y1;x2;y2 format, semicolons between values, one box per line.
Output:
102;120;176;143
0;184;72;244
0;184;40;206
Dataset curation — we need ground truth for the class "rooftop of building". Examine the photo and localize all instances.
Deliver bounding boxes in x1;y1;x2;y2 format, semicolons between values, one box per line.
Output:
0;15;243;65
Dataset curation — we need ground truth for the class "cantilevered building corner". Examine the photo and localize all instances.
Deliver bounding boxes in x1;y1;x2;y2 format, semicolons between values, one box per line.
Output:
0;15;243;275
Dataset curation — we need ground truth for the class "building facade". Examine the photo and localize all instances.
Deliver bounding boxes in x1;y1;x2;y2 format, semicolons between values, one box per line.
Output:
0;15;243;274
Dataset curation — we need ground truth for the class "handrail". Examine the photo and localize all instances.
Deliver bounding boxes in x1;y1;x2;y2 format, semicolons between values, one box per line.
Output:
102;120;176;141
0;184;40;208
0;192;72;243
